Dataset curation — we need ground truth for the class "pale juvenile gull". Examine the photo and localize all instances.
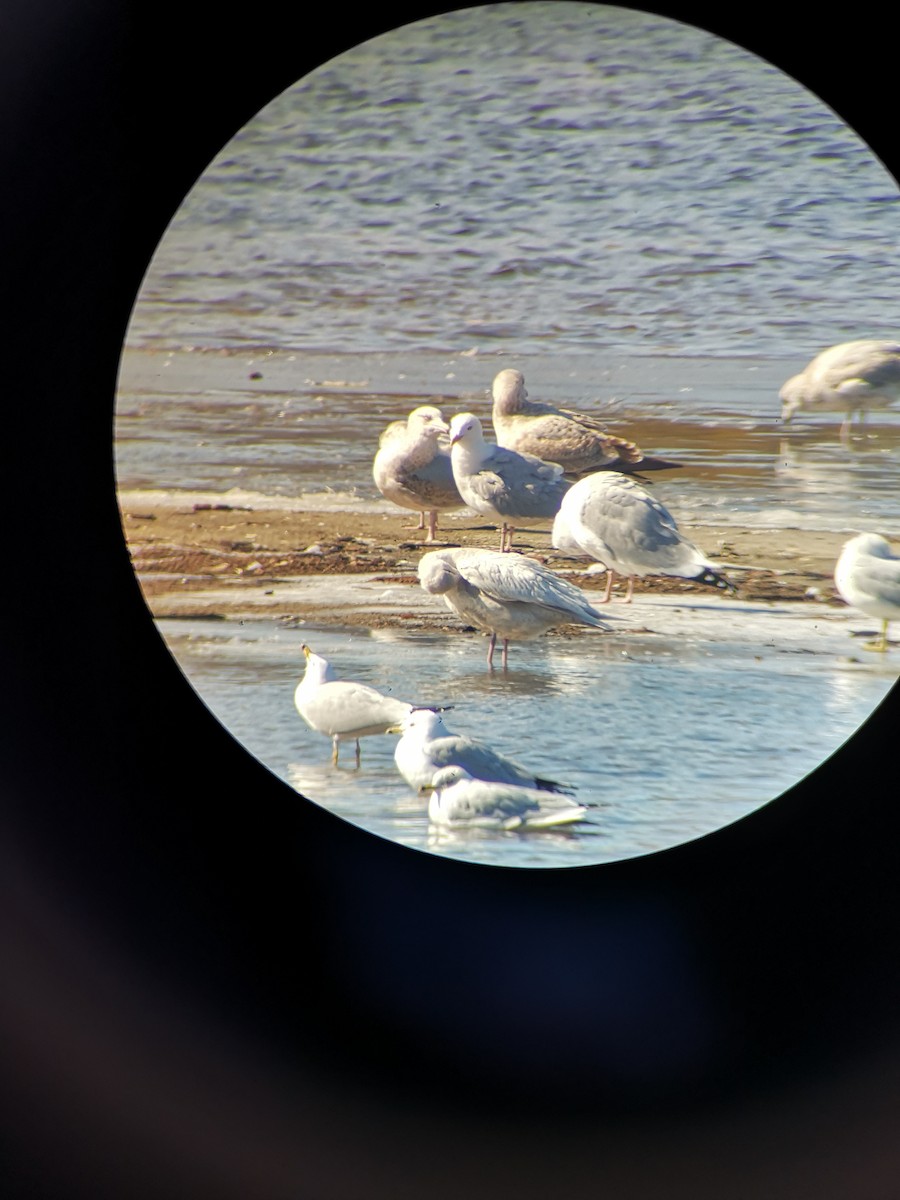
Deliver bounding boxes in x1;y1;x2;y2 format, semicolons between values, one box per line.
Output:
422;765;588;829
294;643;415;765
552;471;733;603
779;340;900;439
447;411;569;552
372;405;464;541
833;533;900;652
390;708;574;794
418;545;613;669
491;368;681;478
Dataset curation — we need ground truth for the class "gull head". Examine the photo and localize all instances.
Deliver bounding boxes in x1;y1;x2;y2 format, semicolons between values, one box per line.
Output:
779;374;806;423
448;411;485;448
491;368;527;412
417;549;461;595
419;764;472;795
407;405;450;441
300;643;335;684
389;708;449;738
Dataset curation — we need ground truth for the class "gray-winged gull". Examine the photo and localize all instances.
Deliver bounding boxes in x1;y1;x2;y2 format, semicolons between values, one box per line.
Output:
372;405;464;541
421;765;588;829
447;411;569;552
418;545;613;668
491;368;680;478
390;708;574;794
779;340;900;438
294;643;415;765
834;532;900;651
552;471;733;603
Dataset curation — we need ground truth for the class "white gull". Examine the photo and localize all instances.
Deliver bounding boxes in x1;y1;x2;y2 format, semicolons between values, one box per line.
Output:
418;545;614;669
552;471;733;603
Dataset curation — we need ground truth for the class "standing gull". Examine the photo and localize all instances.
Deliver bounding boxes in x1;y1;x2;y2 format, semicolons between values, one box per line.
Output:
390;708;574;794
418;545;613;669
779;340;900;438
491;368;680;478
552;472;733;603
834;533;900;652
372;405;464;541
422;765;587;830
294;643;415;765
447;411;569;551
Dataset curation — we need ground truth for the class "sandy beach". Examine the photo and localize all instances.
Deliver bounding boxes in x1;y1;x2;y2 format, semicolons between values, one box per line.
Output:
119;490;849;626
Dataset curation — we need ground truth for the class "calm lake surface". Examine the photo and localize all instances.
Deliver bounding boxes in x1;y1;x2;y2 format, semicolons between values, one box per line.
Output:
116;2;900;867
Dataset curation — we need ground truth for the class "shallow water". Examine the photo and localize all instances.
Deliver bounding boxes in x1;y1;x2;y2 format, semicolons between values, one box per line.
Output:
159;611;895;868
116;3;900;867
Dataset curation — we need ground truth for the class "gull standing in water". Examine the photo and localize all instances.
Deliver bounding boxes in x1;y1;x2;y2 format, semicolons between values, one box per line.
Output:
447;411;569;551
418;545;613;669
834;533;900;651
552;472;733;603
491;368;680;477
294;643;417;766
422;765;587;829
390;708;574;794
779;340;900;439
372;405;464;541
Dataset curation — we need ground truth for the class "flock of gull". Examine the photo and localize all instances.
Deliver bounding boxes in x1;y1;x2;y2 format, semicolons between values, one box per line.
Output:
294;341;900;831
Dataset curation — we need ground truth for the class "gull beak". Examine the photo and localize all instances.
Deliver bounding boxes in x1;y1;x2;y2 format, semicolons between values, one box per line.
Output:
386;724;404;735
418;784;436;796
301;643;312;659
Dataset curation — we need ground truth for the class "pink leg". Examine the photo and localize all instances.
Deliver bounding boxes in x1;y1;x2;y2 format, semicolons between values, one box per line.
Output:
600;570;615;603
487;632;497;668
425;510;438;542
501;639;509;670
624;575;635;603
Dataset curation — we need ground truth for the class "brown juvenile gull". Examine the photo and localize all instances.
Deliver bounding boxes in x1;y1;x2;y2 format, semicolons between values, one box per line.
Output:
418;545;613;669
390;708;574;794
834;533;900;652
552;471;733;603
779;339;900;439
447;411;569;552
372;405;464;541
491;368;680;478
294;643;415;766
421;765;588;830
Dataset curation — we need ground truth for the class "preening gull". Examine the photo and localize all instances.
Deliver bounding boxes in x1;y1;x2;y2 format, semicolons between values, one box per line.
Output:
390;708;574;794
418;545;613;668
447;411;569;551
779;340;900;438
552;472;733;603
834;533;900;651
422;765;587;829
372;405;464;541
294;643;414;765
491;368;680;478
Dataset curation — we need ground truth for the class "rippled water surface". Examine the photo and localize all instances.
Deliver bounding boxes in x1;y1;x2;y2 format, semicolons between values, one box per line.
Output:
160;615;896;869
116;3;900;866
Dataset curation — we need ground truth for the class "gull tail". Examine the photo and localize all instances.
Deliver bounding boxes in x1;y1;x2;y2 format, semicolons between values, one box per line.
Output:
696;567;736;594
535;776;578;796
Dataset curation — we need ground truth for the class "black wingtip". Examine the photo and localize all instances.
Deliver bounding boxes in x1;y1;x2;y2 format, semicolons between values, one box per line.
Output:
699;568;737;594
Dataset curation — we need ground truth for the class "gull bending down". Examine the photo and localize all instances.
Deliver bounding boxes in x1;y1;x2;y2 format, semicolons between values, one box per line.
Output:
448;411;569;552
552;472;733;603
390;708;574;794
294;643;415;765
372;405;464;541
834;533;900;652
491;368;680;478
418;545;613;669
422;765;587;829
779;340;900;439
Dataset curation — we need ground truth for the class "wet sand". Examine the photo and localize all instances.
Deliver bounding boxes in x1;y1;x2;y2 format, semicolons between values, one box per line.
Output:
119;489;848;626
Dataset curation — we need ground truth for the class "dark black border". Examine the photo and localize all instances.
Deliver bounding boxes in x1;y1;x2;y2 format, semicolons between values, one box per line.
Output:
4;3;900;1196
